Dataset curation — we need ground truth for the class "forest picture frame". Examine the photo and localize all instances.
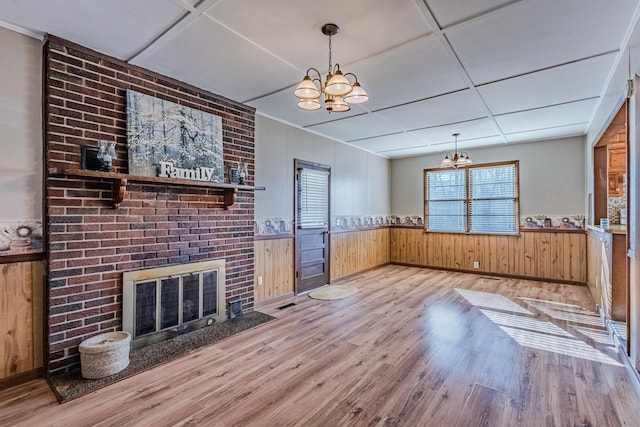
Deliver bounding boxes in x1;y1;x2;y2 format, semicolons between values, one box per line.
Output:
126;90;224;182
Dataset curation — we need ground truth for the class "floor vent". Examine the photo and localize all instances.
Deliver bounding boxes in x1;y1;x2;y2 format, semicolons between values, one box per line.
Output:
277;303;296;310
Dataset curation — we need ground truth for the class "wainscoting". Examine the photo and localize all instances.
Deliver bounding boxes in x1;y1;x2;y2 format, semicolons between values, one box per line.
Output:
254;228;390;303
330;228;390;280
390;228;586;284
254;237;295;302
0;260;44;381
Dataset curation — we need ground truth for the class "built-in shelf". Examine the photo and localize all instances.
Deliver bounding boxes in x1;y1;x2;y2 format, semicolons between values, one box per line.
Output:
48;167;265;209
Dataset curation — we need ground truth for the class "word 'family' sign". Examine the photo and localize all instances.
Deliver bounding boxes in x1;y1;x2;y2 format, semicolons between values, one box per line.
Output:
158;161;216;182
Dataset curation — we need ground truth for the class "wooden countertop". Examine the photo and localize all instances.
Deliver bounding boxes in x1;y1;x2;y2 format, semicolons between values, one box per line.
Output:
586;224;627;235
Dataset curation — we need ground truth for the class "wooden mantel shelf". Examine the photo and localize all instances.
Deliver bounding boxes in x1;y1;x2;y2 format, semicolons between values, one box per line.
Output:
48;167;265;209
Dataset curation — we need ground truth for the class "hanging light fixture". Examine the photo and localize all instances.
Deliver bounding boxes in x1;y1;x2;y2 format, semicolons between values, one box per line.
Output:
441;133;472;168
294;23;369;112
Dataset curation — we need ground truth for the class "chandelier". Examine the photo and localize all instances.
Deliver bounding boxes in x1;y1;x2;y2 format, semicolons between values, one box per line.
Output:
294;23;369;112
440;133;472;168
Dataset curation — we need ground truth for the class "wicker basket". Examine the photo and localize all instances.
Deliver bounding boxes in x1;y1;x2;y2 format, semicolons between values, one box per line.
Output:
79;331;131;379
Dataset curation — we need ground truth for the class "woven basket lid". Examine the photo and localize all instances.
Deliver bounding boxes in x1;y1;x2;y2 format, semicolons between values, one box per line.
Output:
79;331;131;354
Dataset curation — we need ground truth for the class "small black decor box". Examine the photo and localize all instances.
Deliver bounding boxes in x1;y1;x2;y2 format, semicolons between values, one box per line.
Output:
81;146;101;171
228;165;240;184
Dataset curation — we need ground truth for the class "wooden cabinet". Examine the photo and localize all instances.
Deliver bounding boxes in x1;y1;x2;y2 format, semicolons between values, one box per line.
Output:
608;144;626;172
607;143;626;197
608;173;624;196
587;227;626;321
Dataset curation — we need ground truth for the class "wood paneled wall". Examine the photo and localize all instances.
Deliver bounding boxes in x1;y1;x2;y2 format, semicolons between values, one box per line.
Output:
255;227;585;303
254;229;390;302
587;231;607;314
330;228;390;280
390;228;586;283
586;229;627;320
0;260;43;380
254;238;294;302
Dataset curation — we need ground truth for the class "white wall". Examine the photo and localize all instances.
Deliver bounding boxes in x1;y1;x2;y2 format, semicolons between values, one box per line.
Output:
391;136;586;216
0;27;42;221
254;115;391;220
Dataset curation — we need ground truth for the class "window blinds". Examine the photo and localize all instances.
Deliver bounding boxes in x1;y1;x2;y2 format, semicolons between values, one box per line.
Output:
297;168;329;229
425;169;466;232
425;162;518;234
469;164;517;233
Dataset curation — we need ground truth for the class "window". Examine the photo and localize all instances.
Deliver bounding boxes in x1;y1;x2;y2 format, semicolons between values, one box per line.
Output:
424;161;519;234
296;167;329;228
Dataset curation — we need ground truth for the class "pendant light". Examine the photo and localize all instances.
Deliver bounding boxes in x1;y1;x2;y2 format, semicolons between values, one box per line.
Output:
441;133;472;168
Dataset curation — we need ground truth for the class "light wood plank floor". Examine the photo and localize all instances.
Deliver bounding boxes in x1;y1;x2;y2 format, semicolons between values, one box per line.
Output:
2;265;640;426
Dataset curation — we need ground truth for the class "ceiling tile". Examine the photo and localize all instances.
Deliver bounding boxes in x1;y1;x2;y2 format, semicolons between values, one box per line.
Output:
205;0;432;72
495;99;597;135
477;53;615;115
409;118;501;145
376;89;487;130
305;112;404;142
426;0;517;28
0;0;187;59
505;124;588;144
132;17;302;103
349;132;427;153
446;0;638;84
350;35;468;110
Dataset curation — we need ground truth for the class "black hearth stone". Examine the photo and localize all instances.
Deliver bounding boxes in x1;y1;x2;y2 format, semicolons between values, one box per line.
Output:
48;311;276;403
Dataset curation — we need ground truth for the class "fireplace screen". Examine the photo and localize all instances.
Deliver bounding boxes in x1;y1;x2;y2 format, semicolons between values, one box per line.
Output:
123;260;225;348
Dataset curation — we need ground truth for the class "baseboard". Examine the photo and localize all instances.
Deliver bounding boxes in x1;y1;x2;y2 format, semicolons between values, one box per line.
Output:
389;262;586;287
0;367;44;389
330;262;392;284
254;292;296;309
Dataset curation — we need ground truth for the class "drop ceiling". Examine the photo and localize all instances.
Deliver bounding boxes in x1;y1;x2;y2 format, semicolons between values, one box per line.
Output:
1;0;639;158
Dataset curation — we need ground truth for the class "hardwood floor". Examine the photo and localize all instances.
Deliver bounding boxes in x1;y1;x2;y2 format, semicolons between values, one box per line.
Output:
2;265;639;426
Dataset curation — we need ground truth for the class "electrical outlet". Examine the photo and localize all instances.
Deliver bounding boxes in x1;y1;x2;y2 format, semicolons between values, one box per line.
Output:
258;276;263;286
473;261;479;269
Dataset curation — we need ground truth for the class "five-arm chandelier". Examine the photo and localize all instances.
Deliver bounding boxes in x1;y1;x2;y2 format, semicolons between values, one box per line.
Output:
294;23;369;112
441;133;472;168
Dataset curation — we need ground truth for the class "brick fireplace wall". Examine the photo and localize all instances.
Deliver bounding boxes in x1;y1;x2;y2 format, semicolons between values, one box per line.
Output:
44;36;256;374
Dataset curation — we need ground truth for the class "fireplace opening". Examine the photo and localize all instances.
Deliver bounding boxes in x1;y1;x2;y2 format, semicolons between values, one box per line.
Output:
123;260;226;349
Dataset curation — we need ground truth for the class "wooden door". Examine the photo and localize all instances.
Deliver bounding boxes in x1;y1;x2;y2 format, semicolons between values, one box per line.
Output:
294;160;330;294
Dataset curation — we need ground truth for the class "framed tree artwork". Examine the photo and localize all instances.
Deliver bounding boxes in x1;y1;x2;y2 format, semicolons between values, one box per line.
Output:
126;90;224;183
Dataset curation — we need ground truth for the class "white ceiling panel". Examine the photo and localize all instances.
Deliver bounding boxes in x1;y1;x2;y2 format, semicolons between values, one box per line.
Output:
133;17;301;103
0;0;188;59
505;124;588;144
205;0;431;72
455;135;509;151
375;135;507;158
426;0;517;28
446;0;638;84
349;35;468;111
171;0;199;8
478;53;616;115
349;132;427;153
495;99;597;135
376;89;487;130
306;112;404;142
409;117;501;145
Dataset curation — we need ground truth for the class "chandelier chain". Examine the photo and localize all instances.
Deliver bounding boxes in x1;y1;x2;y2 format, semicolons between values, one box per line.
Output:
328;34;333;75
